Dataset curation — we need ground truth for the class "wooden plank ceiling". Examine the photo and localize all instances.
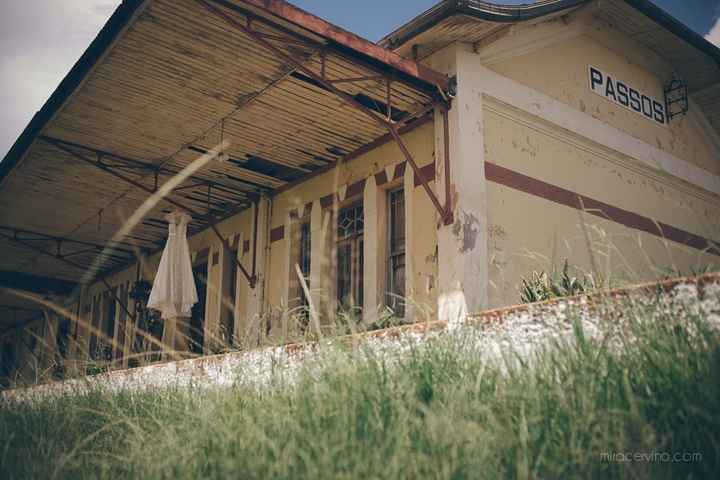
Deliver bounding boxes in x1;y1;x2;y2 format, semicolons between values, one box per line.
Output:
0;0;443;291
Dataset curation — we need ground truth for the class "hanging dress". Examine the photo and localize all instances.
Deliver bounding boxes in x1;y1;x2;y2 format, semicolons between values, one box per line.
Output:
147;211;198;319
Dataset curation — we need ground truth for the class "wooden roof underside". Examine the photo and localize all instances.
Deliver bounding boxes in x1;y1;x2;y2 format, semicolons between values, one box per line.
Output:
0;0;445;292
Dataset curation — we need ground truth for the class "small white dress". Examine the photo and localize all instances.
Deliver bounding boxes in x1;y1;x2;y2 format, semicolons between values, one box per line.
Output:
147;211;198;319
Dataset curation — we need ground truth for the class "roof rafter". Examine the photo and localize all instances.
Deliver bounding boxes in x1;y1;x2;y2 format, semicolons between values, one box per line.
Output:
0;226;137;258
40;136;268;197
0;231;136;325
43;139;261;289
198;0;453;224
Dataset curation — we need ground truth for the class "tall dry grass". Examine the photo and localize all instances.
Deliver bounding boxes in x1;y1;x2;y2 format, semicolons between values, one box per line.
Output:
1;294;719;479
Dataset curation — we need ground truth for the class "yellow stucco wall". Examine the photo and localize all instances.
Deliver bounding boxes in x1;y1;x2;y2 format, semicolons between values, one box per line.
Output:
483;97;720;308
73;206;255;361
71;122;439;359
266;122;438;323
453;16;720;308
487;34;720;176
408;177;440;320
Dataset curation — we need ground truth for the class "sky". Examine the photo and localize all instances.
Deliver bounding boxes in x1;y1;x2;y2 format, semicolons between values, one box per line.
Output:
0;0;719;159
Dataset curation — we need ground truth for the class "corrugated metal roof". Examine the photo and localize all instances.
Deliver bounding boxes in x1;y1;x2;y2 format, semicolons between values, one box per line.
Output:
0;0;447;296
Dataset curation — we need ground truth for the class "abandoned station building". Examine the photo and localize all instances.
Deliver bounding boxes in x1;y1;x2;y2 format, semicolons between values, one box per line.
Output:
1;0;719;385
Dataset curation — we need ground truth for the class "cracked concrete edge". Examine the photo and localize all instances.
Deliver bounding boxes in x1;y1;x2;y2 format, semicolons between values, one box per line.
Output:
2;272;719;403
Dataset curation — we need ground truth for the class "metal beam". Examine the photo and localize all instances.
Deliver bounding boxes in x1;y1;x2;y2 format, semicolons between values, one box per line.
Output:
41;136;263;198
198;0;453;224
187;145;284;188
43;138;260;289
0;225;137;258
0;270;77;296
0;232;136;324
214;0;450;93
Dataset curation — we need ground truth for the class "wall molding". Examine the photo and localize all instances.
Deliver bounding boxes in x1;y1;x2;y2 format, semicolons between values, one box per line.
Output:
485;162;719;256
483;96;720;206
463;58;720;197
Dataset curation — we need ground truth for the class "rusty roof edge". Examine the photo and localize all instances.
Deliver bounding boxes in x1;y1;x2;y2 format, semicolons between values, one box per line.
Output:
235;0;450;92
0;0;148;187
378;0;458;50
378;0;590;49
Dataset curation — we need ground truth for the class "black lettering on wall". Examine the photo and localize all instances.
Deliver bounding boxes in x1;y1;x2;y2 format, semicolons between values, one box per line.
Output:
629;88;641;112
653;100;666;124
590;67;604;92
641;95;653;118
605;76;617;101
616;82;629;107
588;65;666;127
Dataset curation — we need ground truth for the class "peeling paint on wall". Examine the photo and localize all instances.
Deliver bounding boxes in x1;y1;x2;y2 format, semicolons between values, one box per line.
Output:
453;210;481;253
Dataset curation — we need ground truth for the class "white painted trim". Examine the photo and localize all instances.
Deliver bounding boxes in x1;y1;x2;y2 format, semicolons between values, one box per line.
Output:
362;175;386;325
483;97;718;205
462;56;720;196
279;212;293;340
403;167;415;323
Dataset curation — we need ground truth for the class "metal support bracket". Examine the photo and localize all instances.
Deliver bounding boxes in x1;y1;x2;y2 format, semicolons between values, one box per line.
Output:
0;231;136;325
197;0;454;225
42;137;260;290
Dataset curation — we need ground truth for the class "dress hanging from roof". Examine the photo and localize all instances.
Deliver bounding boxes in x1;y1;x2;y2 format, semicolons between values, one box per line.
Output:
148;211;198;320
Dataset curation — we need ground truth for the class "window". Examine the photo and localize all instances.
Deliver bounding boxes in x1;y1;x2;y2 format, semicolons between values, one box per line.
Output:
56;317;70;358
113;284;128;362
101;290;117;361
221;246;238;346
290;218;312;315
387;188;405;317
336;203;364;312
189;261;208;354
89;295;101;359
298;222;311;289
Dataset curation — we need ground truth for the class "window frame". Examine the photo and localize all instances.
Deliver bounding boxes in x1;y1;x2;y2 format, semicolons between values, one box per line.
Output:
335;200;364;313
386;187;406;317
289;212;312;320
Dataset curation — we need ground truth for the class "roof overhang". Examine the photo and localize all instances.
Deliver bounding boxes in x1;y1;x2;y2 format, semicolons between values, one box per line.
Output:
0;0;450;307
379;0;589;54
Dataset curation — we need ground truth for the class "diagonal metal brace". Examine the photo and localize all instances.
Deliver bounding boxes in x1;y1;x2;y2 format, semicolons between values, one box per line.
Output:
43;138;259;289
0;231;136;325
197;0;453;225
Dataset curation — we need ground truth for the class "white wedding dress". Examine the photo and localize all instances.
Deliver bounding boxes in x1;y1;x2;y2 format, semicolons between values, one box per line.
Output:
148;211;198;320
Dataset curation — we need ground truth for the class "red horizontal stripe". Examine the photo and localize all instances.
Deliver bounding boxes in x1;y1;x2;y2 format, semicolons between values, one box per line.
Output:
320;194;334;209
270;225;285;243
485;162;719;256
345;178;366;199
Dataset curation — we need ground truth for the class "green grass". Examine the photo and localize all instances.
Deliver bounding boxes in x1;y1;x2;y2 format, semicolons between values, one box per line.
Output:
2;299;719;479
